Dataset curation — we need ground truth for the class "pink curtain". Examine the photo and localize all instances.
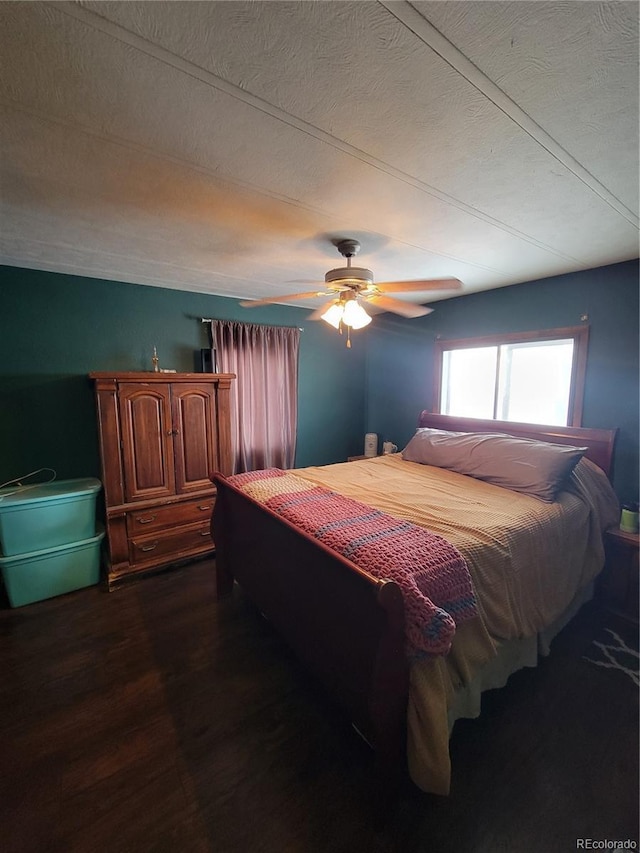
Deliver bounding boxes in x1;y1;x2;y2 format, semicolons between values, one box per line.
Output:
210;320;300;473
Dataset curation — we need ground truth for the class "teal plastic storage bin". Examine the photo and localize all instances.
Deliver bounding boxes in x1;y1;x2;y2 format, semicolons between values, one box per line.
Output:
0;528;105;607
0;478;101;556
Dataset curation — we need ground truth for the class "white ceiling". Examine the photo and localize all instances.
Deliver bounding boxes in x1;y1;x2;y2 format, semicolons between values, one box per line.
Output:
1;1;638;313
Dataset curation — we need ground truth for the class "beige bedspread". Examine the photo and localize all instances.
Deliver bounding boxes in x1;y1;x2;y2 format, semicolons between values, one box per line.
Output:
295;454;619;794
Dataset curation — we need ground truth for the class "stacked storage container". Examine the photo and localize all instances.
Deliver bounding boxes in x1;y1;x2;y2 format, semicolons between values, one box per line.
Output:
0;479;104;607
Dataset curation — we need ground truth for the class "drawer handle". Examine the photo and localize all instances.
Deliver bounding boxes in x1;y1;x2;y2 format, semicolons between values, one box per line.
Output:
198;505;212;512
200;531;211;537
136;515;156;524
140;541;159;552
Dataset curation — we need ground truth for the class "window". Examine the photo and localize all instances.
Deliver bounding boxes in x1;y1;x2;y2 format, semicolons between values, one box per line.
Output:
435;326;589;427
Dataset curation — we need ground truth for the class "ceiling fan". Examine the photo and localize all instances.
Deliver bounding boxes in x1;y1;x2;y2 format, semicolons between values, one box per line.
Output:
240;239;462;346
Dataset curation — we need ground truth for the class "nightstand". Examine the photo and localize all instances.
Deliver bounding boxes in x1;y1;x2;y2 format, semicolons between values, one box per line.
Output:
598;527;639;623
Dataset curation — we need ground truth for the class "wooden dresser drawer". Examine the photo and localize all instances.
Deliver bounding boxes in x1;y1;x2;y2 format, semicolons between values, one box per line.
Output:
129;522;213;568
126;498;215;536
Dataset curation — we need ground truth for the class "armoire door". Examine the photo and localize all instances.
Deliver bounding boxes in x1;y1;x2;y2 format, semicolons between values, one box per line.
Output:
119;383;176;502
171;383;219;494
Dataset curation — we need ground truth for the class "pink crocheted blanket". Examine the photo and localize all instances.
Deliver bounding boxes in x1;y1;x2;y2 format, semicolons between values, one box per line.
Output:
228;468;478;658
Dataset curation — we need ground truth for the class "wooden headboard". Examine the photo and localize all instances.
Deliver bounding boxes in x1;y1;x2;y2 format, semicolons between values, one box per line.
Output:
417;412;618;479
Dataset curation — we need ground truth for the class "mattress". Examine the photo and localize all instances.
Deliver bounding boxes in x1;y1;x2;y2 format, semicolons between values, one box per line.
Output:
294;454;619;793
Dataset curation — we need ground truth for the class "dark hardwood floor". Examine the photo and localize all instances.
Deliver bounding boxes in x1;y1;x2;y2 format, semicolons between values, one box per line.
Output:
1;559;637;853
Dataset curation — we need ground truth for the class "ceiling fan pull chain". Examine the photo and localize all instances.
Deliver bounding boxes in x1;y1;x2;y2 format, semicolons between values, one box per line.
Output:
347;326;352;348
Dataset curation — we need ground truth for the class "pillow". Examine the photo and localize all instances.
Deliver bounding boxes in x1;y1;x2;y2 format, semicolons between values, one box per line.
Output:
401;428;587;502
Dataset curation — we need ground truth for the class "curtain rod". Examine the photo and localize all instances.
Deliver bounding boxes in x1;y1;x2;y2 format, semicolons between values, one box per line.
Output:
200;318;304;331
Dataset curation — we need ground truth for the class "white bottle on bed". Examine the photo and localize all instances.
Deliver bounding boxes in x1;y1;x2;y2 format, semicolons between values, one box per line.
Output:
364;433;378;457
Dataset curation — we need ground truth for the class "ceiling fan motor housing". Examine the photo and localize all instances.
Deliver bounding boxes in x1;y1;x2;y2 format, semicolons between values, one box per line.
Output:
335;238;361;258
325;267;374;287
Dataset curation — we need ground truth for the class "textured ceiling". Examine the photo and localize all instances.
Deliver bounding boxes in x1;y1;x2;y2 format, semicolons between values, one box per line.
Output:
1;1;638;312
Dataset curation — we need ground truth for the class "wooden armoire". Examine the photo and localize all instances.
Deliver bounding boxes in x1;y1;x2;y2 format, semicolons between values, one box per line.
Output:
90;372;235;588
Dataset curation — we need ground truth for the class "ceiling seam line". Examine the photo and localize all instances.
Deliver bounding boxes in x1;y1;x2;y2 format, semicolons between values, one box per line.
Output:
0;256;304;300
1;231;288;282
381;0;638;228
2;228;332;284
50;1;588;264
0;97;508;277
0;96;332;220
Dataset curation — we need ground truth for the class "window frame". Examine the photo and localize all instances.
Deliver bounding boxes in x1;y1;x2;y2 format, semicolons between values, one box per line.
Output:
433;325;589;428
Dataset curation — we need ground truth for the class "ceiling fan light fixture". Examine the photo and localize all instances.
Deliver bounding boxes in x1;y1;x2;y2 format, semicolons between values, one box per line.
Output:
320;301;344;329
320;296;371;333
342;299;371;329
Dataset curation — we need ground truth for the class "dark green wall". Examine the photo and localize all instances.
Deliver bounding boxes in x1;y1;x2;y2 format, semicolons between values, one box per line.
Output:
0;266;367;485
365;260;639;503
2;261;638;503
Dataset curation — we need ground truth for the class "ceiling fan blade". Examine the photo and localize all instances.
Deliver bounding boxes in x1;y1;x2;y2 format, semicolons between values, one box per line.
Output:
239;290;328;307
365;293;434;318
375;277;462;293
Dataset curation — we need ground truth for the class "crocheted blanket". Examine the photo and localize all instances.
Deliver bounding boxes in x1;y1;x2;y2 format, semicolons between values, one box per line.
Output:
228;468;478;658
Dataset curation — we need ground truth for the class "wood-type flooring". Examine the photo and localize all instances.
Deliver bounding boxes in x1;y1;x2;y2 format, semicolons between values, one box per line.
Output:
1;559;637;853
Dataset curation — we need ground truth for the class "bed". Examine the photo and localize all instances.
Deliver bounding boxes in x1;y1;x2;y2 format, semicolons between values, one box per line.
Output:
211;413;619;798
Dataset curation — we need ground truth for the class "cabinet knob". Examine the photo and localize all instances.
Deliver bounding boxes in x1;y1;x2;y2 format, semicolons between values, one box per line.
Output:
166;429;179;436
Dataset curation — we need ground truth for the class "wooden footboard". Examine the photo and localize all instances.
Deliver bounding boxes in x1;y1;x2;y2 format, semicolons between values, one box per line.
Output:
211;472;410;790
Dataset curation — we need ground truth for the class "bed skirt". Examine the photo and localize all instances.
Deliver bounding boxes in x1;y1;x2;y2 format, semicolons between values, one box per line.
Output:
407;582;594;795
